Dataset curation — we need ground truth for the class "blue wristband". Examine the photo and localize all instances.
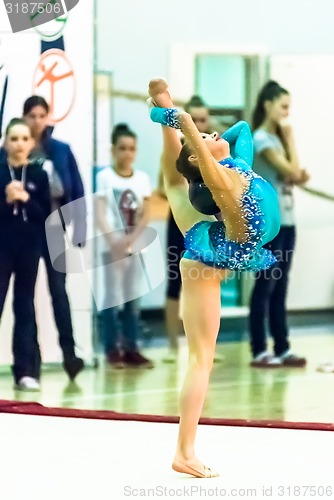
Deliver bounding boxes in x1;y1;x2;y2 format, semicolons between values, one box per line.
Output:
150;107;181;129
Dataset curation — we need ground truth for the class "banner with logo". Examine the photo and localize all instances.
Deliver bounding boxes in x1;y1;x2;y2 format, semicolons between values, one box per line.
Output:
0;1;94;364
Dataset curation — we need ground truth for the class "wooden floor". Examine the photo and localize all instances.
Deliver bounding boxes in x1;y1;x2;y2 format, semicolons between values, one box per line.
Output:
0;327;333;423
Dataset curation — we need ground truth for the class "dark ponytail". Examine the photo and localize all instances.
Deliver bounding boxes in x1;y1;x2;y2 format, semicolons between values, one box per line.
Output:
252;81;289;131
111;123;136;145
184;95;207;113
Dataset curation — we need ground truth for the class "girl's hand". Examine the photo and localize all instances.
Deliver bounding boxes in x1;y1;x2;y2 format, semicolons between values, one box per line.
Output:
17;189;30;202
108;237;131;261
295;169;310;185
6;180;23;191
284;168;310;185
5;181;24;203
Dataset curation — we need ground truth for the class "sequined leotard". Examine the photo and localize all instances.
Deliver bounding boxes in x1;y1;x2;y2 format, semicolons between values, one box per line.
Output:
150;110;280;271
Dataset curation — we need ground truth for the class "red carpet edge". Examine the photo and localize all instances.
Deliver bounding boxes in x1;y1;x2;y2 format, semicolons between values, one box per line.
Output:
1;400;333;431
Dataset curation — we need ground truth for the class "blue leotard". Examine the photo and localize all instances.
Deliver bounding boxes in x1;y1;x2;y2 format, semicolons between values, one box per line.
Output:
150;109;280;271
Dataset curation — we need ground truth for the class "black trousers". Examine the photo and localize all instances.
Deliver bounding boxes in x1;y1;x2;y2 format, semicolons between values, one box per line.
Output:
249;226;296;357
0;241;41;383
42;228;75;359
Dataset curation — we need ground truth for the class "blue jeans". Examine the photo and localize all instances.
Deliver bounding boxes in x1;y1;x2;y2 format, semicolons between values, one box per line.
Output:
249;226;296;357
101;251;142;353
102;300;140;353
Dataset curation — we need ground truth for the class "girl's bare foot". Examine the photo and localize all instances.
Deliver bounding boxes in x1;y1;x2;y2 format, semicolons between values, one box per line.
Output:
172;456;219;478
148;78;174;108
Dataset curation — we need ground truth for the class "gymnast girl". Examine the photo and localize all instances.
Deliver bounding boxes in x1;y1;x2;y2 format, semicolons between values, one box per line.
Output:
148;78;281;478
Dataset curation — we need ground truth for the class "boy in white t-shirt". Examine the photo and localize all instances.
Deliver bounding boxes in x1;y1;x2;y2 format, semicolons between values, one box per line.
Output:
95;124;154;368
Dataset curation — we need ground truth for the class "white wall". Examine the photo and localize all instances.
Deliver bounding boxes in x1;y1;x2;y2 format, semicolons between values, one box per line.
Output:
96;0;334;184
95;0;334;311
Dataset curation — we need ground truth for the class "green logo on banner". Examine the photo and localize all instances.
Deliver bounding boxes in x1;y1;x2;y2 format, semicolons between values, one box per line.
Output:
33;12;68;41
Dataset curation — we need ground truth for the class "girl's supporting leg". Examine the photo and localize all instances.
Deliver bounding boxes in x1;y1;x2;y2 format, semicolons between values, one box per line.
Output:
173;258;228;477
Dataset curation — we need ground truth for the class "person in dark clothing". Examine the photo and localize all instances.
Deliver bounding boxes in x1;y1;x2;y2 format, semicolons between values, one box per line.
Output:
0;96;86;380
0;118;50;391
249;81;309;368
24;96;86;380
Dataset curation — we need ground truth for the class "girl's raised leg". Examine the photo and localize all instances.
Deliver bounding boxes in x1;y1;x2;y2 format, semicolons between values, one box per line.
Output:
148;79;214;235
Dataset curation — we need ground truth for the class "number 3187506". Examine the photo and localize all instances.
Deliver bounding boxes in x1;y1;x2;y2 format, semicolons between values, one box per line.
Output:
5;2;62;15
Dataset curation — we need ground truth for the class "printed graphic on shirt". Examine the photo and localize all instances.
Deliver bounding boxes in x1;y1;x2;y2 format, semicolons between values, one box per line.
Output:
118;189;139;229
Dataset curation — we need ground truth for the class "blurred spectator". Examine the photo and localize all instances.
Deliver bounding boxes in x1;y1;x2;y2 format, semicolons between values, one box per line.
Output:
0;118;50;391
249;81;309;368
0;95;87;380
95;123;154;368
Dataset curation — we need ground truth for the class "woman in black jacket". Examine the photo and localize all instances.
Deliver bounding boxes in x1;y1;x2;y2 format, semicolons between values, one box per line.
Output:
22;96;86;380
0;118;50;391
